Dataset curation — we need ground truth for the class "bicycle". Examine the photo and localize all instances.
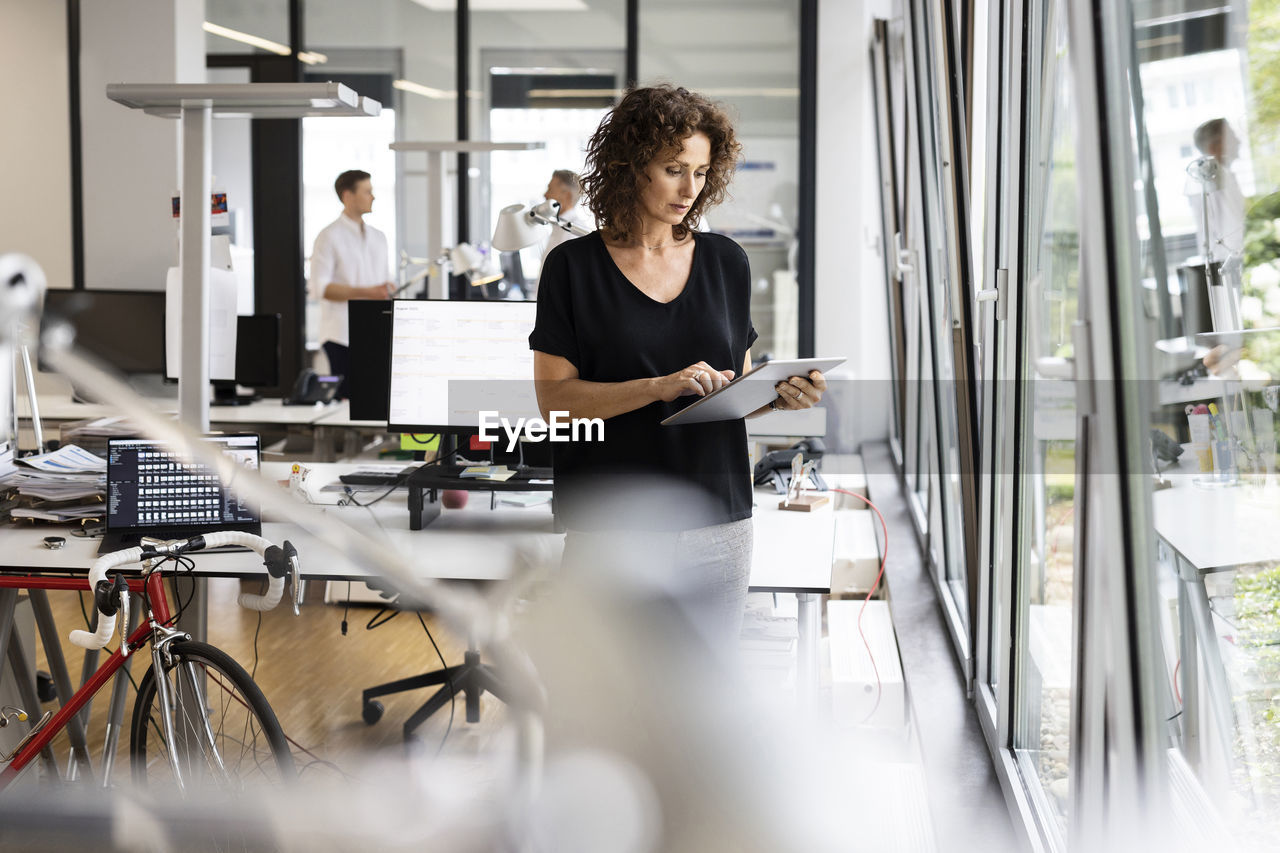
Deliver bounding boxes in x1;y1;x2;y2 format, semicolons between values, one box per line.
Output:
0;531;302;793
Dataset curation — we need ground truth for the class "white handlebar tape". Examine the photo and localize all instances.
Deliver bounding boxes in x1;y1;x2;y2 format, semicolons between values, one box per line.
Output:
68;532;282;650
69;546;144;650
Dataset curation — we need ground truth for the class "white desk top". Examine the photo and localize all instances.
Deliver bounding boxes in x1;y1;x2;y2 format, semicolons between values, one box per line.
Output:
17;394;176;422
1151;443;1280;572
0;480;559;583
209;399;338;426
748;491;836;593
1;462;835;594
17;392;337;427
1152;484;1280;572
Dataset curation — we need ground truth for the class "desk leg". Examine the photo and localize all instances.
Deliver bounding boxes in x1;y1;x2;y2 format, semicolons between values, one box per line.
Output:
796;593;821;705
312;426;336;463
1182;569;1236;772
1178;574;1199;766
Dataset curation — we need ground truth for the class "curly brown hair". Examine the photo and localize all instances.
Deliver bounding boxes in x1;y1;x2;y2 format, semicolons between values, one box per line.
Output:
581;84;742;243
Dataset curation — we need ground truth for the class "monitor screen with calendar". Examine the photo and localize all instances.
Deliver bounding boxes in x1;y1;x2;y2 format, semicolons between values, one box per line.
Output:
386;299;540;433
105;435;260;531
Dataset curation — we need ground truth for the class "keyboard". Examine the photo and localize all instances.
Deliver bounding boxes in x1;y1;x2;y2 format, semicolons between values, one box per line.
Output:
339;470;412;487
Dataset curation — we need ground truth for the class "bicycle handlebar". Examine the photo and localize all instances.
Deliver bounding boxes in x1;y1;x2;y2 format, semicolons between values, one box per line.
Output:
68;532;297;652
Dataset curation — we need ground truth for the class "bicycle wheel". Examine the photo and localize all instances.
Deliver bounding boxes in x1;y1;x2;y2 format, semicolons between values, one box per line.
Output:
130;640;296;790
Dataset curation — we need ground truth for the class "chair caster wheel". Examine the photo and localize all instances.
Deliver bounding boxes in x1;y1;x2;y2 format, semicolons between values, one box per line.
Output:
362;700;384;725
37;671;56;703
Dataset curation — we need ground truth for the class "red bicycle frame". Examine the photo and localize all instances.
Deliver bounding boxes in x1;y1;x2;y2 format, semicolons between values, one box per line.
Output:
0;571;171;789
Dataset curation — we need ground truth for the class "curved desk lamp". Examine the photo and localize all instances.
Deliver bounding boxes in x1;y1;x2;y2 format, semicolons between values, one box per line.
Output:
492;199;592;252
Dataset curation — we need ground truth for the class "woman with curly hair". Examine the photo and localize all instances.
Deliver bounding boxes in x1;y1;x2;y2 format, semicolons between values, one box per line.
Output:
529;84;826;638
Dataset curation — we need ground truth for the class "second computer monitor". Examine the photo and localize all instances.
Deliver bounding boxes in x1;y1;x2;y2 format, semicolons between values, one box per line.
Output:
41;289;167;374
347;300;392;422
387;299;539;433
234;314;281;388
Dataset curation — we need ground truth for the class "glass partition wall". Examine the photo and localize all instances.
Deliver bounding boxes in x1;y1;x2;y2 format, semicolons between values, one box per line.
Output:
1113;0;1280;847
896;0;979;678
879;0;1212;848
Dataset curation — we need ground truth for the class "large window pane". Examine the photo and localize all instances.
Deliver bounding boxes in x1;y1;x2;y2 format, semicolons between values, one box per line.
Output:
908;0;971;644
1013;0;1079;843
639;0;801;359
1123;0;1280;843
469;3;626;295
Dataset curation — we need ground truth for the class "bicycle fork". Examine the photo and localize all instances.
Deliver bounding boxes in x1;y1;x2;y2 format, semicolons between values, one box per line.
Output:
148;627;231;791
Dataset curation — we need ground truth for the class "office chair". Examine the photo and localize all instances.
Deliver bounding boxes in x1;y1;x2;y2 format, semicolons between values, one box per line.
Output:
358;605;511;739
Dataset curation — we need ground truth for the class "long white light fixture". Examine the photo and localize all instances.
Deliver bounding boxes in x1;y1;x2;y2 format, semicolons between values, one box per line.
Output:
526;87;800;98
202;22;327;65
393;79;482;100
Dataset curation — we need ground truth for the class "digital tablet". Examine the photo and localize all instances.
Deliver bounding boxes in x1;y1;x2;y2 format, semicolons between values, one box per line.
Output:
660;356;845;426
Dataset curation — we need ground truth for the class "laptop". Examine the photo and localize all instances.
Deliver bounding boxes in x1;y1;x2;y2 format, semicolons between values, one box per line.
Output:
99;434;262;555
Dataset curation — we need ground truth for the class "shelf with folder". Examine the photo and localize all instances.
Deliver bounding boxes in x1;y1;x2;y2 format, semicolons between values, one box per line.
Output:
405;463;554;530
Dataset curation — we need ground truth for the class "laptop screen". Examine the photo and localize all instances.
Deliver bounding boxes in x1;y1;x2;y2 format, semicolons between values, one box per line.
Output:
106;435;261;531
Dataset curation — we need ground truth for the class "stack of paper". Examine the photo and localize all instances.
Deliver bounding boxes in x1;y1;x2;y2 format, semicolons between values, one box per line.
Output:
6;444;106;504
459;465;517;482
60;416;138;457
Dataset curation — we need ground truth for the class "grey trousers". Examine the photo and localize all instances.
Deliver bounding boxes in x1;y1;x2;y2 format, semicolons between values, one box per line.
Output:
561;518;754;644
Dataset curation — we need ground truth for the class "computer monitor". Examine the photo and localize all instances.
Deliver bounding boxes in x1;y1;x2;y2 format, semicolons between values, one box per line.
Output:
40;289;167;374
234;314;281;387
387;299;539;434
347;300;392;421
212;314;281;405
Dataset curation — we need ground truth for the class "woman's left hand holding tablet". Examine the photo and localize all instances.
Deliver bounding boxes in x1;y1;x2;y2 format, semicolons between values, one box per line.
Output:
774;370;827;410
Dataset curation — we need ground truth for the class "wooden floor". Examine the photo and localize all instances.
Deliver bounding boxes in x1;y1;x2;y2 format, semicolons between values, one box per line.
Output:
25;577;506;786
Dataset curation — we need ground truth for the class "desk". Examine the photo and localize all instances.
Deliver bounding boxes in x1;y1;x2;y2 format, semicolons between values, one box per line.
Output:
2;461;836;698
1152;455;1280;770
749;492;836;700
17;392;352;459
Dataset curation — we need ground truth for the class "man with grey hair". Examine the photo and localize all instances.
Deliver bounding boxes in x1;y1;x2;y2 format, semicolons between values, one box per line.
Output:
541;169;592;260
1188;117;1245;260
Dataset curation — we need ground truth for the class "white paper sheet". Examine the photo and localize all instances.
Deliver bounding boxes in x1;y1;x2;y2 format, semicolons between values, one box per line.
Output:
165;265;239;382
16;444;107;473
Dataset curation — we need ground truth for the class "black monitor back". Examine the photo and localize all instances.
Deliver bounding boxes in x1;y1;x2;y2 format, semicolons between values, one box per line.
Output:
235;314;281;388
41;289;166;374
347;300;392;420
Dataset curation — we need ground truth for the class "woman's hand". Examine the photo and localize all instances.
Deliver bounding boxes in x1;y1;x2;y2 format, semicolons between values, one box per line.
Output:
652;361;737;402
773;370;827;410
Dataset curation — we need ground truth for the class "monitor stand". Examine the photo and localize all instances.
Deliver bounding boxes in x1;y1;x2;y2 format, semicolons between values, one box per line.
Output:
210;380;258;407
405;436;554;529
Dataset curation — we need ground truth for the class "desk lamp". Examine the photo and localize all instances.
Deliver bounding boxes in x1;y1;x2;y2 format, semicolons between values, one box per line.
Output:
394;242;503;297
492;199;591;252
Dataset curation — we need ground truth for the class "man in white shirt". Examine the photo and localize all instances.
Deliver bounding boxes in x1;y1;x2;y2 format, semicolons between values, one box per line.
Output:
541;169;592;261
1188;118;1246;261
308;169;394;398
530;170;592;300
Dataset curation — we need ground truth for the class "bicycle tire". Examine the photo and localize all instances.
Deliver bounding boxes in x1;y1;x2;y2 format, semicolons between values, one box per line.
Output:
130;640;296;790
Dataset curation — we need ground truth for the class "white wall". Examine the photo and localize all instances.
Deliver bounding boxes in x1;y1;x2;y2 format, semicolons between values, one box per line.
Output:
814;0;893;451
0;0;73;288
79;0;205;291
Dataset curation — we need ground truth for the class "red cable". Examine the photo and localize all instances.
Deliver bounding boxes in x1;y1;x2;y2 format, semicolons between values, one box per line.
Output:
832;488;889;724
1173;657;1181;704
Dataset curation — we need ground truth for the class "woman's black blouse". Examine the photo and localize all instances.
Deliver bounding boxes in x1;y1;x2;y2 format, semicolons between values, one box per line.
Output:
529;230;758;532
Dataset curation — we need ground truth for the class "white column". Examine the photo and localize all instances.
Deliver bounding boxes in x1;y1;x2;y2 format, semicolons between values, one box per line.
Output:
180;106;211;431
426;150;447;299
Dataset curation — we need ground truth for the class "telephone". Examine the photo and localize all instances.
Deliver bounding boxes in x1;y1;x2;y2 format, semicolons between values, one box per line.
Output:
1150;428;1184;465
754;438;827;494
284;368;341;406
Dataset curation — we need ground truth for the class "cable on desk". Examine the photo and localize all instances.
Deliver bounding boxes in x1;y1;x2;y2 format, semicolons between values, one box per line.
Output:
832;488;890;726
